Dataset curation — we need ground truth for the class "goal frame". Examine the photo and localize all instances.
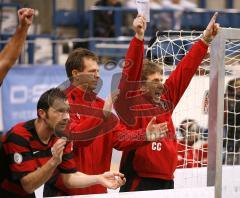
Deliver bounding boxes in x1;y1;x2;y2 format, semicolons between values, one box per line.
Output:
207;27;240;198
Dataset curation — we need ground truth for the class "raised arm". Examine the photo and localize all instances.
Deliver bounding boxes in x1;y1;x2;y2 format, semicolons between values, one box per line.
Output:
114;15;147;127
118;15;146;90
165;12;220;107
0;8;34;83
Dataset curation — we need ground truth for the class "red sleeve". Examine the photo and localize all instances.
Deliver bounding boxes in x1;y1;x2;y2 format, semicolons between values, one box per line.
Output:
165;39;208;107
58;142;77;174
3;132;38;181
118;36;144;90
114;37;145;126
112;123;148;151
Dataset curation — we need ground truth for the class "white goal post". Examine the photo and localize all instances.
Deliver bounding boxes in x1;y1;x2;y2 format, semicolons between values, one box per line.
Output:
208;27;240;198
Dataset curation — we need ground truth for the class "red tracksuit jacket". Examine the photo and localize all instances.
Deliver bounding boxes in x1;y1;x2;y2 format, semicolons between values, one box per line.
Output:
116;37;208;180
44;86;148;195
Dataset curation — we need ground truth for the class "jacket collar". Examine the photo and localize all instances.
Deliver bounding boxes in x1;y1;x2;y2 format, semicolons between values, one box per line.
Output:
65;85;97;104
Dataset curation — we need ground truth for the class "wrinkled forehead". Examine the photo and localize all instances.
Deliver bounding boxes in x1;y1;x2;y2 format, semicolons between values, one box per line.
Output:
83;57;99;71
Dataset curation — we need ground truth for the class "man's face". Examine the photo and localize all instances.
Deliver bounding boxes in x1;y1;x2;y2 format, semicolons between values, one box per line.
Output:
188;131;199;143
143;72;164;103
181;122;199;143
184;128;198;143
75;58;100;91
44;99;70;134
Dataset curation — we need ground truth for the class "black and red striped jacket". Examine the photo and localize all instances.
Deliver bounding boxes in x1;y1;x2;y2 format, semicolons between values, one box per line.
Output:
0;119;76;197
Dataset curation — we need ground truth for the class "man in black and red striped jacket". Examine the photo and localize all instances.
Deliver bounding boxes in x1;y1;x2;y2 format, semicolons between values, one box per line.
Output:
0;88;125;198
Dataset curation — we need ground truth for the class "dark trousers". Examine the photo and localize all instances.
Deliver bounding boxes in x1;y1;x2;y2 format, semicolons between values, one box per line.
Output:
120;177;174;192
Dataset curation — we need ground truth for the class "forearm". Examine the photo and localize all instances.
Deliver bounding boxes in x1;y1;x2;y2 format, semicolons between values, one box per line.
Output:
21;158;57;193
125;37;144;81
62;172;100;188
166;39;208;105
118;37;144;91
0;25;28;81
113;128;148;151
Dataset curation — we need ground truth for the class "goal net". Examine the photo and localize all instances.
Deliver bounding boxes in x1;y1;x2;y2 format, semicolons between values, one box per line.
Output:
146;29;240;197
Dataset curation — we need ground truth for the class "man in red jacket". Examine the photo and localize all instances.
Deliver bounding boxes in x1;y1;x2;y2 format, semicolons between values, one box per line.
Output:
115;13;220;191
43;16;167;196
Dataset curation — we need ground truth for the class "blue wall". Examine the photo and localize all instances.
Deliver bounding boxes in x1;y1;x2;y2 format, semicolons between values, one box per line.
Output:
1;64;122;131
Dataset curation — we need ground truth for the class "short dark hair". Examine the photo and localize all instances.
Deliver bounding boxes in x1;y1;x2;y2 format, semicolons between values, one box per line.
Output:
37;88;67;117
65;48;98;79
179;119;200;135
141;59;163;81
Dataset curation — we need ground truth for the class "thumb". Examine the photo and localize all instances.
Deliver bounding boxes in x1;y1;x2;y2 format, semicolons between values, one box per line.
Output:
148;116;156;126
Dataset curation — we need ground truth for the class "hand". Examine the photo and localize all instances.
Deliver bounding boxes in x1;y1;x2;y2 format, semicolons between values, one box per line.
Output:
18;8;35;28
98;171;126;189
103;89;120;117
133;15;147;41
51;138;67;166
202;12;220;45
146;117;168;141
